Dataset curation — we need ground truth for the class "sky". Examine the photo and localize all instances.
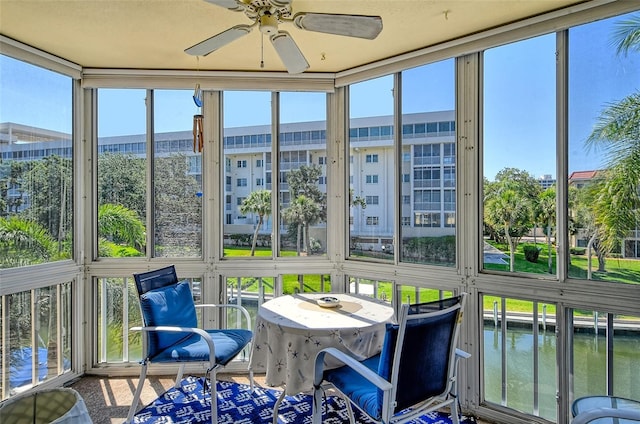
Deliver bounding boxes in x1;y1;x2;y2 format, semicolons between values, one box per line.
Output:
1;12;638;182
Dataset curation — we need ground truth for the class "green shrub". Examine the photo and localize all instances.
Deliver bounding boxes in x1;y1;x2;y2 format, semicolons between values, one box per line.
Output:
523;245;541;263
570;247;586;255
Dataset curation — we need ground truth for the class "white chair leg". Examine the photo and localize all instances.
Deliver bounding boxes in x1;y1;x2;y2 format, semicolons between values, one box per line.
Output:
273;390;286;424
312;387;323;424
209;367;217;424
343;395;356;424
175;363;186;388
125;362;148;423
450;401;461;424
248;367;255;392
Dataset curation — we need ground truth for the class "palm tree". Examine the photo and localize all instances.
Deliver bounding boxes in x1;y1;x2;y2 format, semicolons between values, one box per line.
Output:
484;168;539;272
98;203;146;254
536;187;556;273
485;188;532;272
240;189;271;256
282;195;323;255
612;13;640;57
286;165;326;254
0;216;57;268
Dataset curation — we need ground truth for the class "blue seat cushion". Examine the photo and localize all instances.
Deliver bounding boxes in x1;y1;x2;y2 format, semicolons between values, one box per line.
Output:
140;280;199;355
324;323;400;420
150;329;253;365
324;354;382;420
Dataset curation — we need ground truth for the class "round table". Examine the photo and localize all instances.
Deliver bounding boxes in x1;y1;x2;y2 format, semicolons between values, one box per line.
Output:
250;292;394;396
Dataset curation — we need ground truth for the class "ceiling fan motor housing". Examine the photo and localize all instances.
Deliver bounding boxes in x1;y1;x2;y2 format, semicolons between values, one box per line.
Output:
260;13;279;35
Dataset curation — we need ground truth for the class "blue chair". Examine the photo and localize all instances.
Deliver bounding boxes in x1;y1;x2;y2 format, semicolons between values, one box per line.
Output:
572;396;640;423
125;265;253;423
312;293;469;424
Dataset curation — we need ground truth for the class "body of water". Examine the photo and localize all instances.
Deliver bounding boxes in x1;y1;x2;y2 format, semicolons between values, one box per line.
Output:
484;326;640;421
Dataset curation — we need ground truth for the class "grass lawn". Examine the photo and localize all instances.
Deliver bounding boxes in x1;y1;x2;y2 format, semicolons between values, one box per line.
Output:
484;240;640;285
223;244;639;317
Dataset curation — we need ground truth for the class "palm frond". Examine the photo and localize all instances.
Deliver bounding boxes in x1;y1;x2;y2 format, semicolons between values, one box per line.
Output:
585;91;640;165
611;13;640;57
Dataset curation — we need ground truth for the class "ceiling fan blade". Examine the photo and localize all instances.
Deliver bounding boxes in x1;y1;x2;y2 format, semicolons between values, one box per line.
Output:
185;24;252;56
270;31;309;74
293;13;383;40
269;0;292;7
204;0;244;11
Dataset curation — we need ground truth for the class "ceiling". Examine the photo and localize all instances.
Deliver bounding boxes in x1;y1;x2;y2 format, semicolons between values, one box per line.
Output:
1;0;587;74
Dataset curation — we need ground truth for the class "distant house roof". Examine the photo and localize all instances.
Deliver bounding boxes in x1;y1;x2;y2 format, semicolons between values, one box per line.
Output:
569;170;600;181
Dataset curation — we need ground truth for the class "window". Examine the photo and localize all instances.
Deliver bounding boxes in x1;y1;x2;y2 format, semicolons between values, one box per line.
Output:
4;282;73;394
153;90;202;258
365;195;379;205
256;178;264;186
279;92;327;257
366;216;379;225
568;12;640;280
349;75;394;261
414;189;441;210
0;56;73;267
483;34;556;276
98;89;146;258
237;160;246;168
414;144;441;165
223;91;271;258
401;217;411;226
444;143;455;164
402;195;410;205
402;173;410;183
414;212;440;227
236;197;245;205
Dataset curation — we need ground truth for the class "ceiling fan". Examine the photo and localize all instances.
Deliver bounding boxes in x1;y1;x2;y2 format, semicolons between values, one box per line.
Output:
185;0;383;74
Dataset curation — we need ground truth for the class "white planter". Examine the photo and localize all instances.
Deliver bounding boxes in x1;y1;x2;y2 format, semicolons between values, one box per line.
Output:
0;388;92;424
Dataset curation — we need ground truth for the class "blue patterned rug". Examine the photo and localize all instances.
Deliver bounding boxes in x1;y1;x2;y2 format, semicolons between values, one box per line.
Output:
132;376;476;423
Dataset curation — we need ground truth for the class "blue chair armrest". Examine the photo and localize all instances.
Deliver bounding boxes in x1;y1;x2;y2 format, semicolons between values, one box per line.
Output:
314;347;392;392
573;407;640;424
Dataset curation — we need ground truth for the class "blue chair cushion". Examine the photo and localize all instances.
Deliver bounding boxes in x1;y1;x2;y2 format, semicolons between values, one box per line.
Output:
150;329;253;365
324;354;382;420
140;280;198;355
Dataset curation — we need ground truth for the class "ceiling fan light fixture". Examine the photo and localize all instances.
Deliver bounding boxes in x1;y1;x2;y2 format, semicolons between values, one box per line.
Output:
270;31;309;74
259;13;279;35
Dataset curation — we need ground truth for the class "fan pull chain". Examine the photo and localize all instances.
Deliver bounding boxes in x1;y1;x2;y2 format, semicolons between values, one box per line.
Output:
260;34;264;68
